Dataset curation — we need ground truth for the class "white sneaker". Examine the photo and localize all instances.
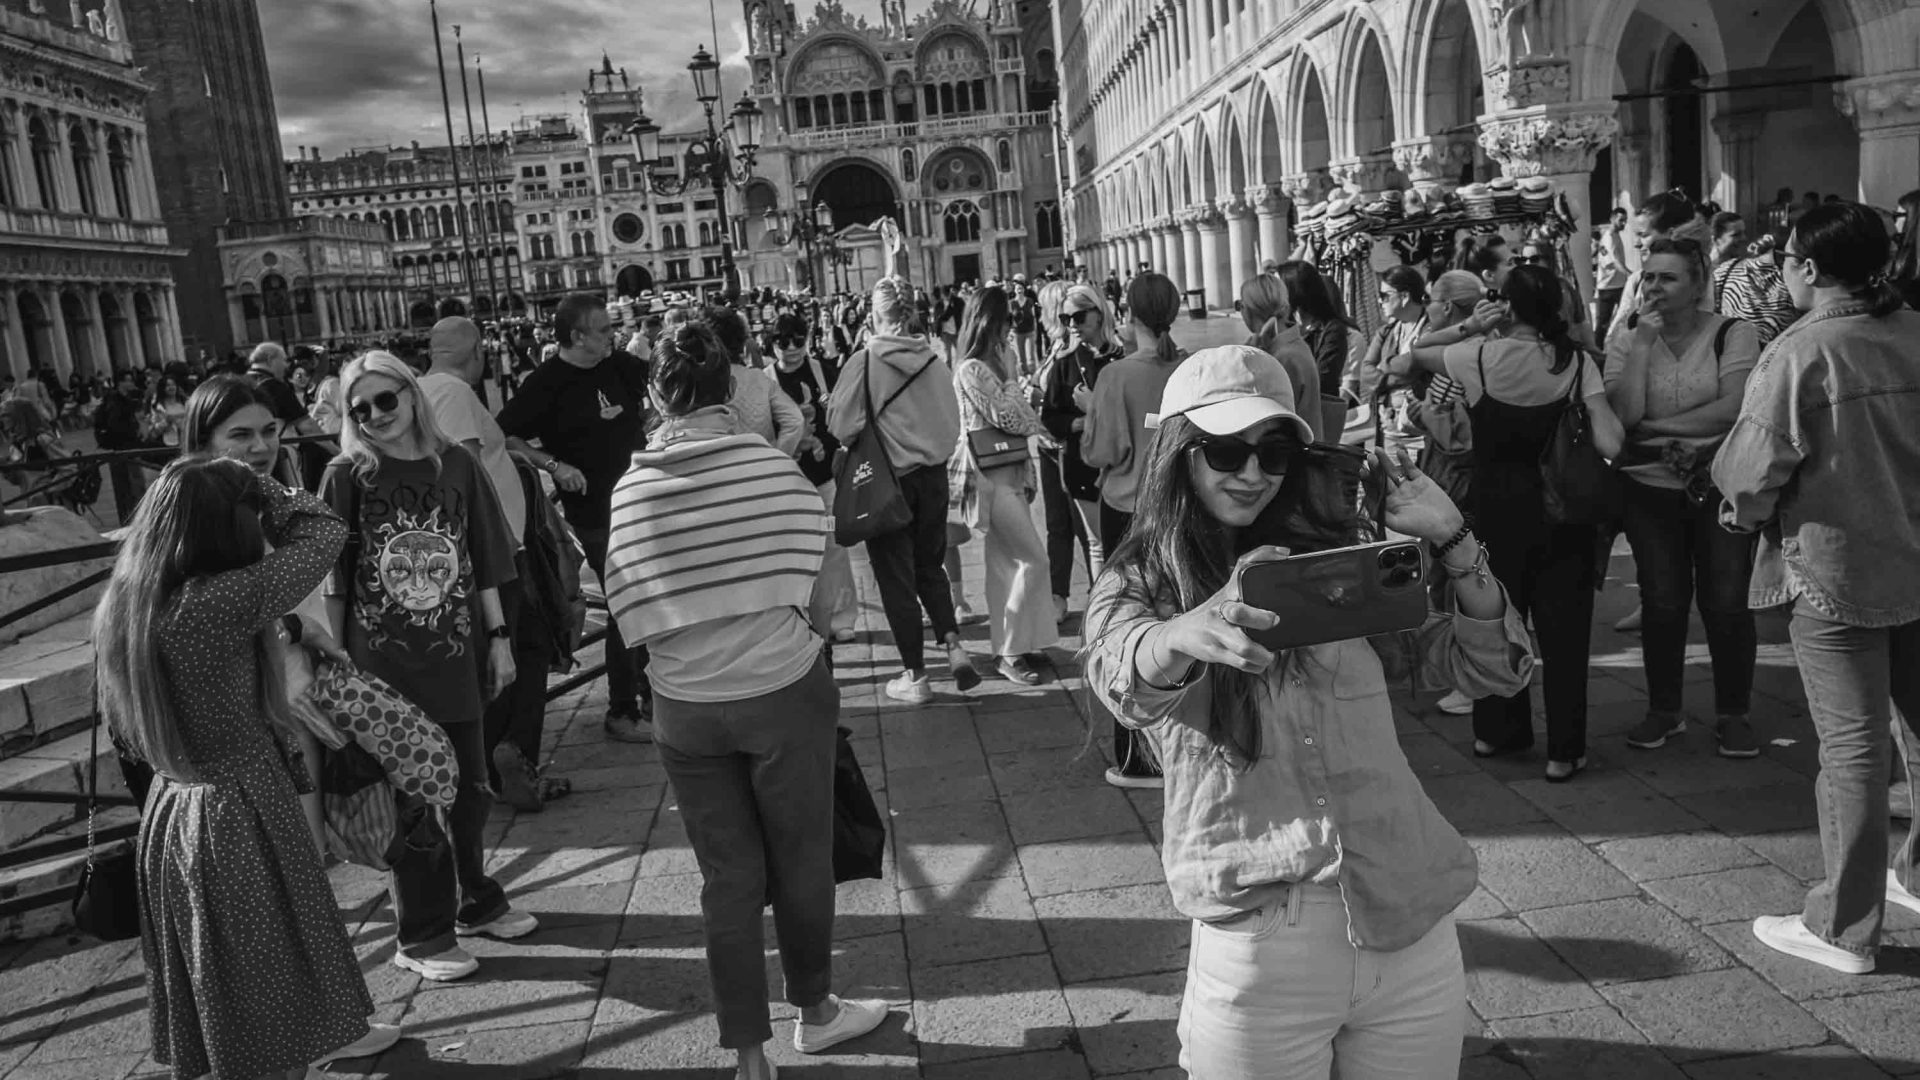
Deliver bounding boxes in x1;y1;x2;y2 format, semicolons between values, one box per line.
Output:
1750;914;1873;975
392;945;480;982
1104;766;1164;790
1888;869;1920;918
314;1022;401;1064
885;671;933;705
793;995;888;1053
1437;690;1475;715
456;909;538;940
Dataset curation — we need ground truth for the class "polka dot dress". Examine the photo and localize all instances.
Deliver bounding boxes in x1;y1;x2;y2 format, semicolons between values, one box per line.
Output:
138;486;373;1080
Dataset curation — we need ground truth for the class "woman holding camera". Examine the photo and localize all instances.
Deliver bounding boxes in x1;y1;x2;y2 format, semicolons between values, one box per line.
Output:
1605;239;1761;760
1407;264;1625;781
1084;345;1534;1079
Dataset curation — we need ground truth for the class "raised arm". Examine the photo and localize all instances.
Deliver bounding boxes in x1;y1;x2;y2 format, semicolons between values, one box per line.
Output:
172;481;346;639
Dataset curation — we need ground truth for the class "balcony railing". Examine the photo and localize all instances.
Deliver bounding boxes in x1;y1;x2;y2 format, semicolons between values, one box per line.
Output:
0;207;172;248
786;111;1050;151
217;216;388;242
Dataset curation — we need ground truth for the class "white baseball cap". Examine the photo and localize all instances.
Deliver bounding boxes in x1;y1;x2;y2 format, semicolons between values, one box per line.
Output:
1159;345;1314;440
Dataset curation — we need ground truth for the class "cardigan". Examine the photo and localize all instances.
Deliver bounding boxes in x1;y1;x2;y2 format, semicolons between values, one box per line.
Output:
604;429;827;646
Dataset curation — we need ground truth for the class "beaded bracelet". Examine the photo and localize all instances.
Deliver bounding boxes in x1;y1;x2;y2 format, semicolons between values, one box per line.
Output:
1433;517;1475;561
1440;541;1493;589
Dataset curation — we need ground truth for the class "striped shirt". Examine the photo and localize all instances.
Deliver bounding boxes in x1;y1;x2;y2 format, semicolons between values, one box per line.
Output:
604;431;826;646
1712;257;1799;346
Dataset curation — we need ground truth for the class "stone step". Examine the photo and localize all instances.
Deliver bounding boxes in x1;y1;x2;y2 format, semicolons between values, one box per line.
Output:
0;613;96;759
0;805;139;944
0;727;127;853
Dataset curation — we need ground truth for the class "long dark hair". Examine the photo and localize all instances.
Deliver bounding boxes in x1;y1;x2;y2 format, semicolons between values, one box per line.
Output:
1275;260;1358;331
1638;189;1698;233
1126;272;1182;365
1090;414;1317;767
182;374;275;453
1792;201;1905;318
958;285;1014;378
1888;189;1919;294
1503;263;1591;375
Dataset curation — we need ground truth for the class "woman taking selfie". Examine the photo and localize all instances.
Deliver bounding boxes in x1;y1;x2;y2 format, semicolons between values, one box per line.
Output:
1407;264;1624;780
1605;239;1761;759
96;457;391;1079
1084;345;1535;1079
320;351;531;983
1715;202;1920;975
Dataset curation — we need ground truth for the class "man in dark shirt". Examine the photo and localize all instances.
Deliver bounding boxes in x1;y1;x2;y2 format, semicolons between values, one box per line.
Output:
247;341;334;482
93;369;147;520
497;292;655;742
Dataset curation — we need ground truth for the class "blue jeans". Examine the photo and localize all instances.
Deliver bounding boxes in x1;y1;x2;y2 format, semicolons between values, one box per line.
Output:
1789;602;1920;955
1620;479;1757;716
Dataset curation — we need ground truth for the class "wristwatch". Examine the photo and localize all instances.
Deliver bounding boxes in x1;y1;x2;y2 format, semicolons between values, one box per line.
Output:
540;457;563;474
485;624;511;641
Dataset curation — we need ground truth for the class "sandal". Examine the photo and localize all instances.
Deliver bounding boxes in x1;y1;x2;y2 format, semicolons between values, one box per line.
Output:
536;774;573;802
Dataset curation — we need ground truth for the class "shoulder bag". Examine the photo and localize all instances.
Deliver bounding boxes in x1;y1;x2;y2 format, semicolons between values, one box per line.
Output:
1539;351;1623;526
69;713;140;941
962;361;1032;472
832;726;886;883
831;350;937;546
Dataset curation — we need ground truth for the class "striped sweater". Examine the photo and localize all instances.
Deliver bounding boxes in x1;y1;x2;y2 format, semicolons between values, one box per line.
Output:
604;431;827;646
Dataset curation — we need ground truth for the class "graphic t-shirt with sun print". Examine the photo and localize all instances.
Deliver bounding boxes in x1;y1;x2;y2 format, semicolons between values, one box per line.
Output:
320;445;516;728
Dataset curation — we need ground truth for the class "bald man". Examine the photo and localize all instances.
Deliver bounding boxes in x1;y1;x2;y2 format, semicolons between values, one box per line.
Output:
423;316;524;554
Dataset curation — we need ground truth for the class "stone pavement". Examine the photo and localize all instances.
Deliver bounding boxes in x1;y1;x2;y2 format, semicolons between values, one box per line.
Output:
6;322;1920;1078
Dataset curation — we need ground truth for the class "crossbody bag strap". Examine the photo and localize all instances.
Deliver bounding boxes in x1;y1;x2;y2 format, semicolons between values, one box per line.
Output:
83;693;100;872
876;354;939;416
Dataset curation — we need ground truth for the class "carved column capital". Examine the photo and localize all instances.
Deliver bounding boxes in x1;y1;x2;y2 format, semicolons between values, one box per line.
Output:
1188;202;1225;230
1835;71;1920;133
1477;105;1619;178
1392;136;1475;190
1328;155;1397;197
1245;184;1287;216
1215;193;1250;218
1279;171;1332;206
1486;58;1572;111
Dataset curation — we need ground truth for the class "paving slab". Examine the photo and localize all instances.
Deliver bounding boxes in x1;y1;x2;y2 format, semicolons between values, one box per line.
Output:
1487;1005;1689;1080
1599;968;1830;1062
1519;897;1735;985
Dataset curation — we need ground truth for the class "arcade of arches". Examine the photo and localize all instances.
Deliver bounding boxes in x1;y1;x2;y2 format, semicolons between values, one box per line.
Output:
1;278;182;381
1063;0;1920;307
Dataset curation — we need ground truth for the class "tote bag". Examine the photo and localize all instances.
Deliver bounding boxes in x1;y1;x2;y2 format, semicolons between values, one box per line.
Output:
831;352;937;546
1539;352;1621;526
832;727;886;883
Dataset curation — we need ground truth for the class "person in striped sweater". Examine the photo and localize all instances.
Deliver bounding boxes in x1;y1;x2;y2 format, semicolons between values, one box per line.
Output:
603;322;887;1080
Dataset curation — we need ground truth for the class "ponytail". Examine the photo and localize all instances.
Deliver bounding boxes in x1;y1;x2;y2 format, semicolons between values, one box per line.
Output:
1126;272;1183;364
1860;280;1906;319
1793;201;1907;319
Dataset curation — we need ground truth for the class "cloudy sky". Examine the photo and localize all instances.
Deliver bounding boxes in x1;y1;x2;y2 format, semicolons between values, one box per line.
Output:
260;0;826;156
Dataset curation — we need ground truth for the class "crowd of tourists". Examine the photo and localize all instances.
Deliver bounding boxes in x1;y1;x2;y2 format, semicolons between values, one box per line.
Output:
72;182;1920;1080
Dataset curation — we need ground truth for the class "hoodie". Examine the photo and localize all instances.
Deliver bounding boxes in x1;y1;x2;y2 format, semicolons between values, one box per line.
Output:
826;333;960;472
1081;349;1183;513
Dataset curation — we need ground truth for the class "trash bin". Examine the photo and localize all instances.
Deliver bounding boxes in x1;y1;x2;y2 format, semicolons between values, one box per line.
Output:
1186;289;1208;318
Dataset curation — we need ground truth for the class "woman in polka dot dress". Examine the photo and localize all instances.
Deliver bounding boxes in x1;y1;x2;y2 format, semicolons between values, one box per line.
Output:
93;456;377;1079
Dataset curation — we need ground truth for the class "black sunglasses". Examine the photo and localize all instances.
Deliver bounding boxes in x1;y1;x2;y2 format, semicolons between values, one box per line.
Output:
1066;309;1098;324
1513;254;1547;266
1190;436;1294;476
347;389;405;424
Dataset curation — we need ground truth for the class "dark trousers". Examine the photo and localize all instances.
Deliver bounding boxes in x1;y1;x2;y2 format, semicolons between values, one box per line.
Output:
1038;449;1090;599
579;525;651;716
1099;502;1159;777
1594;288;1624;347
390;718;508;958
1619;479;1757;717
655;659;839;1048
1790;606;1920;955
106;459;144;522
1472;522;1599;763
864;464;959;673
483;557;557;781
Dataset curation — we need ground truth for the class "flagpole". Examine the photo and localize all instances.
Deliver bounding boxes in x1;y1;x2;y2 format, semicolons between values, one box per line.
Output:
476;59;507;314
429;0;475;319
456;30;501;319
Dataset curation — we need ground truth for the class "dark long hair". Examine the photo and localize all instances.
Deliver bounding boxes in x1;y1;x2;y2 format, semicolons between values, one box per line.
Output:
181;374;275;453
1792;201;1905;318
958;285;1014;378
1638;189;1698;233
1126;272;1182;365
1275;260;1358;332
1090;414;1318;767
1503;263;1591;375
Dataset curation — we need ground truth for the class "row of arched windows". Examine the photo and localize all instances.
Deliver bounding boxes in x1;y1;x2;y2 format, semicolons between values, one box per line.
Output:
332;200;516;243
792;90;891;130
397;248;518;290
924;80;990;118
0;113;137;220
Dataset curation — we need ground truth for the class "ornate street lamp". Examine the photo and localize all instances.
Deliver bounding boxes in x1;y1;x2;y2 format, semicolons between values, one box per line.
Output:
626;45;761;302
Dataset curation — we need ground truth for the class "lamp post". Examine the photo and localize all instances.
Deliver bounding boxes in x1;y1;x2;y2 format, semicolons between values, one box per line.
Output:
627;45;762;303
764;200;841;295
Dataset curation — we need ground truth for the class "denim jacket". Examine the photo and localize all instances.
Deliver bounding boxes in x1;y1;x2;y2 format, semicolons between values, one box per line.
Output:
1711;302;1920;627
1084;571;1535;951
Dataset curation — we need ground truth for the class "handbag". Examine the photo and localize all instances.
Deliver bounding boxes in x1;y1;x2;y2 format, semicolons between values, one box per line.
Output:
320;742;403;871
831;726;886;884
1539;352;1622;526
70;715;141;941
830;351;937;546
966;425;1029;471
307;659;458;808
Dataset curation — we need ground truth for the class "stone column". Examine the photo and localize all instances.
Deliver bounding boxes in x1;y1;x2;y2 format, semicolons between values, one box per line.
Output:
157;286;185;363
1478;105;1621;302
1179;213;1204;295
1219;194;1255;290
1248;185;1289;265
1156;221;1185;288
1196;208;1229;310
78;285;110;378
119;287;147;369
0;287;27;380
1391;135;1475;200
1710;112;1767;220
40;285;75;379
1835;72;1920;207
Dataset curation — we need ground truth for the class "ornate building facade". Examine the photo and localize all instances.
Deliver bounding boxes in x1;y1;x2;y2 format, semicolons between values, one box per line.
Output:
0;1;184;381
286;142;519;328
1058;0;1920;306
723;0;1064;292
215;215;404;348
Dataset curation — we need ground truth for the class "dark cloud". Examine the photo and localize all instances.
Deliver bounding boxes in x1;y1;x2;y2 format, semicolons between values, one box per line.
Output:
262;0;753;155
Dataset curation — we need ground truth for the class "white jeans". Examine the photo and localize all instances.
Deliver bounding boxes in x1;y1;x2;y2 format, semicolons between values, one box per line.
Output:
1179;884;1465;1080
977;465;1058;657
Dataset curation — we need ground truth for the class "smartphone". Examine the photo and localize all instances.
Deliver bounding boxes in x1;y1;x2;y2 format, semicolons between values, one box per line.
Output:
1234;540;1429;652
1484;289;1504;302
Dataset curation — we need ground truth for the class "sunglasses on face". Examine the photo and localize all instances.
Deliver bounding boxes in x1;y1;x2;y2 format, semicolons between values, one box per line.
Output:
1190;436;1294;476
1066;309;1098;324
347;389;405;424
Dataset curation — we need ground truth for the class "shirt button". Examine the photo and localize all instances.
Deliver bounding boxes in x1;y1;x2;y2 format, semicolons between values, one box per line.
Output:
1316;796;1327;806
1292;677;1303;687
1303;736;1314;746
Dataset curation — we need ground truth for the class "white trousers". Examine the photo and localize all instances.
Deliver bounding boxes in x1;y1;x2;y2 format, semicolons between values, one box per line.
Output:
1179;884;1465;1080
977;465;1058;658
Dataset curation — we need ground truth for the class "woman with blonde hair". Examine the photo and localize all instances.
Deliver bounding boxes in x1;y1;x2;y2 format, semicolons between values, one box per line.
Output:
1040;283;1118;611
97;455;391;1079
1031;277;1086;622
1239;275;1321;441
320;350;532;983
951;285;1057;684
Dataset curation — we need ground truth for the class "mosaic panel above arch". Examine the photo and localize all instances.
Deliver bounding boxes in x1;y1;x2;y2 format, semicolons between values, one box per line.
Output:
917;28;990;82
921;145;993;196
788;37;887;95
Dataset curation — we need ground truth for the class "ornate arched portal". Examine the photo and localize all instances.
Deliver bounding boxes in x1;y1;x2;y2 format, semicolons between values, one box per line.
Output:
810;158;901;227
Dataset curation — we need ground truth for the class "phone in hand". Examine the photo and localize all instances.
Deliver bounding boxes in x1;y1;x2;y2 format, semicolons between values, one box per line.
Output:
1233;540;1429;652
